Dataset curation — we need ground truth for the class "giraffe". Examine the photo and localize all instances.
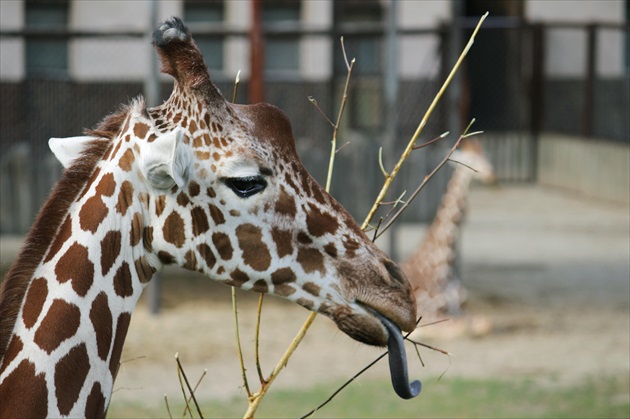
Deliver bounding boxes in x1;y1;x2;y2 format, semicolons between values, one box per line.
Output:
0;18;417;417
401;140;494;325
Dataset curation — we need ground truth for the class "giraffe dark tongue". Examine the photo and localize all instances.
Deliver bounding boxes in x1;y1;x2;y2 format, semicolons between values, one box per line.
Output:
373;311;422;399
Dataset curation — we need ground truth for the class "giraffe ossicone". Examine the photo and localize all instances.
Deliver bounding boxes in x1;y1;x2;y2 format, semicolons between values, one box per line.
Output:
0;17;418;417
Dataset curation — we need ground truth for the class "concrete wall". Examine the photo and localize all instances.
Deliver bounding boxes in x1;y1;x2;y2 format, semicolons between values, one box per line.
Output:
538;134;630;204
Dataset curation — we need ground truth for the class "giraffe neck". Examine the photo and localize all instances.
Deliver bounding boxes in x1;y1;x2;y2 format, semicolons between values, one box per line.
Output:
0;123;155;417
403;166;474;307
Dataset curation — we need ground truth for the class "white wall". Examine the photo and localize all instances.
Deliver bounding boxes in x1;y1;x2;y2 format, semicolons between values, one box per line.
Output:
526;0;626;78
398;0;451;79
0;0;24;81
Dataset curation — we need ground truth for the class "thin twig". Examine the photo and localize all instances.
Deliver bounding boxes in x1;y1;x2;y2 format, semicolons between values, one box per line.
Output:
325;38;355;192
336;141;351;153
412;131;450;150
231;287;251;398
176;353;205;419
375;120;480;238
164;394;173;419
447;158;479;173
254;293;267;385
175;353;193;418
300;352;389;419
361;12;488;231
232;70;241;103
308;96;335;128
182;369;208;417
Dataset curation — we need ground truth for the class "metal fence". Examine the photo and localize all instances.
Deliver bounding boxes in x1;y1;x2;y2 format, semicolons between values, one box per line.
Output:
1;20;628;234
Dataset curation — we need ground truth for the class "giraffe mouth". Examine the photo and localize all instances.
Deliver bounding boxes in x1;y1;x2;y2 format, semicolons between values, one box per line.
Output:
359;304;421;399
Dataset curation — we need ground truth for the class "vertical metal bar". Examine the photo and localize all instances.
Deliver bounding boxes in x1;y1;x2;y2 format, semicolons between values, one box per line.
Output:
249;0;264;103
582;23;596;138
384;0;400;260
146;0;161;315
530;23;546;180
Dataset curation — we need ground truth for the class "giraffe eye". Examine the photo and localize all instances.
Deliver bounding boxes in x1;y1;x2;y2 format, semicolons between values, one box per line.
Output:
224;176;267;198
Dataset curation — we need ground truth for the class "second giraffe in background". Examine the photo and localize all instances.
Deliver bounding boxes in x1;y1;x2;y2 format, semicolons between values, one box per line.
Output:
401;140;495;336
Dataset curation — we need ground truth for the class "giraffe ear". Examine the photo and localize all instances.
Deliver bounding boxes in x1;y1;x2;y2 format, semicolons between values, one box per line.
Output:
49;136;97;168
139;127;191;189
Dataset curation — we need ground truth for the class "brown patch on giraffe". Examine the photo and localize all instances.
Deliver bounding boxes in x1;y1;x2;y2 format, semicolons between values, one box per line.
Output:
296;297;315;310
101;230;122;276
207;187;216;198
34;299;80;354
90;292;113;361
188;181;201;197
130;212;143;247
271;267;296;285
343;235;361;258
55;243;94;296
0;335;22;376
115;181;134;216
236;224;271;272
95;172;116;197
303;282;321;297
197;244;217;269
191;206;209;236
324;243;338;258
274;284;297;297
297;232;312;245
43;215;72;263
133;122;150;139
297;248;326;275
227;268;249;287
147;133;157;142
252;280;269;293
163;212;185;247
109;312;131;379
189;119;198;133
271;228;293;258
0;360;48;419
142;226;154;251
306;203;339;237
177;192;190;206
195;150;211;160
85;382;106;419
275;187;297;218
0;138;109;358
21;277;48;329
135;256;156;283
155;195;166;217
118;148;135;172
79;195;109;233
229;209;241;217
208;204;226;225
183;250;198;270
212;232;233;260
113;262;134;298
55;343;91;415
212;151;221;161
158;251;175;265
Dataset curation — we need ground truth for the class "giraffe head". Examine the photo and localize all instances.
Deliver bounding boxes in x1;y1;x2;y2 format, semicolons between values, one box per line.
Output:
50;18;416;347
451;139;495;184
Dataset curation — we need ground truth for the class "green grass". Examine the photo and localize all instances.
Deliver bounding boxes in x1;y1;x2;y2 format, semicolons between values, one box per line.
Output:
107;374;629;418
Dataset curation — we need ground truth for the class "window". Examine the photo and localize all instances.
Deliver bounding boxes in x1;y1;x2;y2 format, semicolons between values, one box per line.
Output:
25;0;69;79
184;0;224;72
262;0;301;75
334;0;382;76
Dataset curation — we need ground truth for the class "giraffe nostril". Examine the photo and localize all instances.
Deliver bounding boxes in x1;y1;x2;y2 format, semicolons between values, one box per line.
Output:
384;259;407;286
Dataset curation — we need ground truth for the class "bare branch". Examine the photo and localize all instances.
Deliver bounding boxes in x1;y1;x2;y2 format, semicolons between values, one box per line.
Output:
231;287;251;398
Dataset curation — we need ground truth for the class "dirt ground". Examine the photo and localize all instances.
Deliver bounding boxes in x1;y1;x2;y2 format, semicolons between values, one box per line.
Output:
107;185;630;413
